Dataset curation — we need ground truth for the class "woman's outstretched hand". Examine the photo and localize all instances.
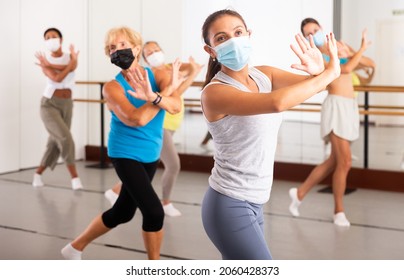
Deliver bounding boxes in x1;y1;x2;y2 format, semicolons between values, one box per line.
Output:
127;68;156;102
290;33;324;75
170;58;186;91
35;52;50;68
324;32;341;80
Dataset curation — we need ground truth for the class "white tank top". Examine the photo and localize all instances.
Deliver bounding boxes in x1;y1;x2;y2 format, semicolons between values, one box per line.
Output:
43;52;75;98
203;67;282;204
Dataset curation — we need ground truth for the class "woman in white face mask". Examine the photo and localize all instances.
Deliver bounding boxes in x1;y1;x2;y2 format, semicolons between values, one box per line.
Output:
103;41;203;217
32;27;83;190
200;9;340;260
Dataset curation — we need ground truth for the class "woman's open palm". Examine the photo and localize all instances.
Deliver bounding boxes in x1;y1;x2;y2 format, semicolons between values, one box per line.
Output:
290;33;324;75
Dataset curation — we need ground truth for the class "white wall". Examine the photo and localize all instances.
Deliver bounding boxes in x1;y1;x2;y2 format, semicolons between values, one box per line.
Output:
0;0;20;173
2;0;401;173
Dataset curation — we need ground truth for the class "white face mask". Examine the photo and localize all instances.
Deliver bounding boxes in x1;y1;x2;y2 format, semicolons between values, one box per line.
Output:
45;38;61;52
146;51;165;68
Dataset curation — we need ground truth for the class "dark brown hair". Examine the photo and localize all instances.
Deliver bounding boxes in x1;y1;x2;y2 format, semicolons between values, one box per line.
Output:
300;17;320;35
201;9;248;87
44;27;62;39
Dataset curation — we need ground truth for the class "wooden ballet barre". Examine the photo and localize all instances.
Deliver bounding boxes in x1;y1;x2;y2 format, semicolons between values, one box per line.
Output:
288;108;404;116
73;98;105;103
292;102;404;111
185;100;404;112
354;85;404;93
191;81;204;87
76;81;107;85
352;84;404;168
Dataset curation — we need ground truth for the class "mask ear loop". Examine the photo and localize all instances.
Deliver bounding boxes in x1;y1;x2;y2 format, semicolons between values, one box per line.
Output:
205;44;217;61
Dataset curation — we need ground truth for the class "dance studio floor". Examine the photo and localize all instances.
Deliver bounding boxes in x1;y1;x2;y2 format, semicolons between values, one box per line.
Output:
1;160;404;260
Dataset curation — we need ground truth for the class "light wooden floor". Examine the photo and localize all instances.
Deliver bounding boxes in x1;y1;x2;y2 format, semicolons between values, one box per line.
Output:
1;160;404;260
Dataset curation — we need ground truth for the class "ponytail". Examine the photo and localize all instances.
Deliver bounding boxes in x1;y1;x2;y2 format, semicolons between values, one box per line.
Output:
203;57;222;87
202;9;248;87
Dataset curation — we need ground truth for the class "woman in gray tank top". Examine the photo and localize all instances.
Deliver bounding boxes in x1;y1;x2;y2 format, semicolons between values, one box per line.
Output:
200;9;341;260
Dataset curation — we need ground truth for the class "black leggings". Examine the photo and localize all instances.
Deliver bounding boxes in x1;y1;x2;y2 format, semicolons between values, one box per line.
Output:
102;158;164;232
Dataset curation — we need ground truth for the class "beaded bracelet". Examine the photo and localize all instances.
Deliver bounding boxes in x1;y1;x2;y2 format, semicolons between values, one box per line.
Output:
152;93;162;105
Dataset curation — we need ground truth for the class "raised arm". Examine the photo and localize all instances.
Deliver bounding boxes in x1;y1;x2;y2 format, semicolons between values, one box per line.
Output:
202;33;340;120
355;66;375;85
102;79;161;127
171;57;203;97
36;45;79;82
259;33;326;90
127;60;183;114
35;52;67;71
340;29;371;73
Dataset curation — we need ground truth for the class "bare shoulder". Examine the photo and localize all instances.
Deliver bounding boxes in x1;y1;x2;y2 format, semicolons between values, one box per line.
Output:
103;80;123;98
255;65;276;76
201;81;236;101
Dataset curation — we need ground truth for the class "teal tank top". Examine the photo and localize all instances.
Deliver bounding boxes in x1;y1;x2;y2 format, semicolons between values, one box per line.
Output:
107;67;165;163
323;54;348;65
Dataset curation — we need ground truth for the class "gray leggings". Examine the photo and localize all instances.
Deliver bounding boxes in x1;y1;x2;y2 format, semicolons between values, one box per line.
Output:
160;129;180;200
202;187;272;260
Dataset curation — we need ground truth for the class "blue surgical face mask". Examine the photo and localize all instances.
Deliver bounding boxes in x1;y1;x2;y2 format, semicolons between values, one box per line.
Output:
312;30;325;47
213;36;252;71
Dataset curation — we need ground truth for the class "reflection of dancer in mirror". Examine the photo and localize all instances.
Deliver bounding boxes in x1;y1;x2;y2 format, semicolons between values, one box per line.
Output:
33;27;83;190
338;41;375;87
200;9;340;259
61;26;182;260
323;37;376;160
289;18;372;227
104;41;203;217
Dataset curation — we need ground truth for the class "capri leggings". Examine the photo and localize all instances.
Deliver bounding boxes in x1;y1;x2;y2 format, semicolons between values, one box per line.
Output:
202;187;272;260
160;129;181;201
102;158;164;232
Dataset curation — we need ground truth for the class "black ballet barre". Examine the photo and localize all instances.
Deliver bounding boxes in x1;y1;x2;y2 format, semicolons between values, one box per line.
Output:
354;85;404;169
75;81;111;169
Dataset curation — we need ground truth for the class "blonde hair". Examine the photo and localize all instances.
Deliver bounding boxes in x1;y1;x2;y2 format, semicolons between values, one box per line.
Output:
104;26;143;56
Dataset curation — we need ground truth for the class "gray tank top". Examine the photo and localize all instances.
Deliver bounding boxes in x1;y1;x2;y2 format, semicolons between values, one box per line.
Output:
203;67;282;204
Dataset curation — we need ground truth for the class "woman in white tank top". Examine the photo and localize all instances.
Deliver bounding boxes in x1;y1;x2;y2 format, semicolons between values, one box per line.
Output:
32;27;82;190
200;9;341;260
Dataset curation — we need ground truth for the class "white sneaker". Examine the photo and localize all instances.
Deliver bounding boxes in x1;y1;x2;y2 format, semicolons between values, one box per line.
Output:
333;212;351;227
61;243;82;260
71;177;83;190
163;203;182;217
104;189;119;206
288;188;301;217
32;173;44;187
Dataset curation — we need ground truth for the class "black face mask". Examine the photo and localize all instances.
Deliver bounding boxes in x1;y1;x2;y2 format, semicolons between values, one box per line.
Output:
110;48;135;70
